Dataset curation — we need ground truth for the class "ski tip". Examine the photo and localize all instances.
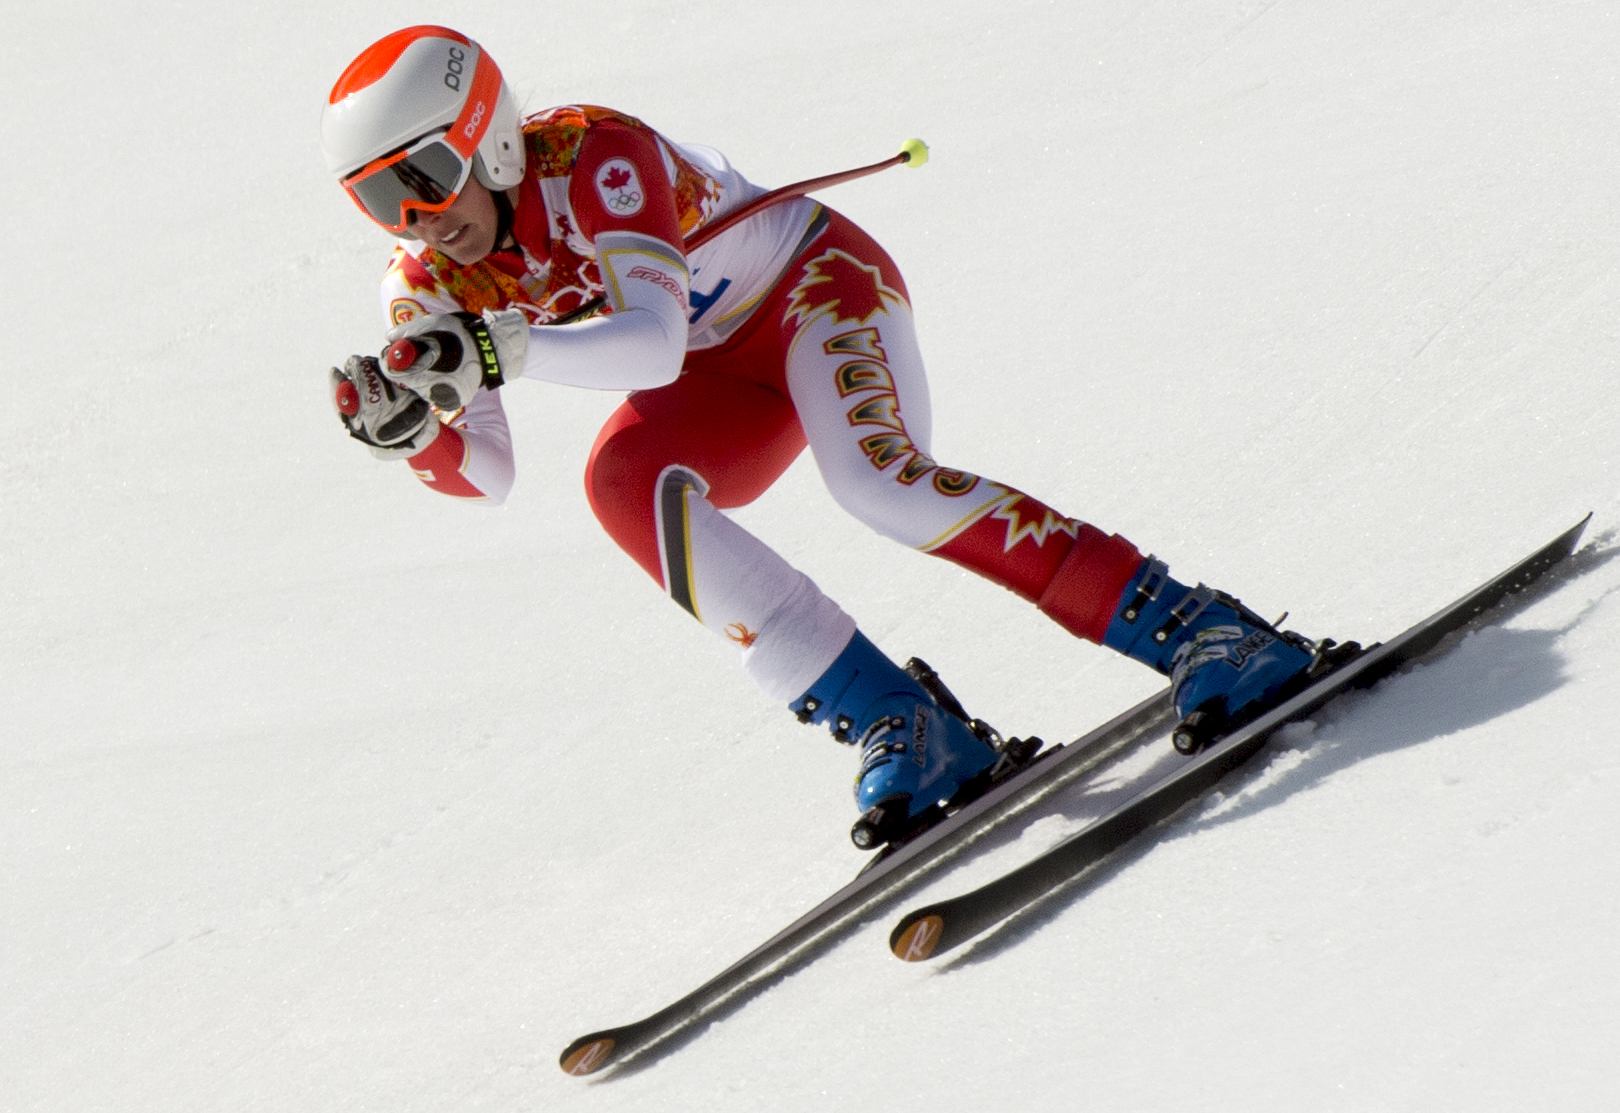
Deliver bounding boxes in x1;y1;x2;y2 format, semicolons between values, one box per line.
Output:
891;912;946;962
1535;514;1593;567
559;1035;616;1077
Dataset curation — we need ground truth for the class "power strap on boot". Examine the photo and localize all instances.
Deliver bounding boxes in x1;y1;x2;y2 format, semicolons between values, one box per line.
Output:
1152;584;1215;646
1118;557;1169;624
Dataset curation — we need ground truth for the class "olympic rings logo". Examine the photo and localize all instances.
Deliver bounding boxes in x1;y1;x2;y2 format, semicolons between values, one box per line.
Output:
595;159;645;217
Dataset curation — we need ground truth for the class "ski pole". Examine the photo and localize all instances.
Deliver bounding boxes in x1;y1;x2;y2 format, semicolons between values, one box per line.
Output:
547;139;929;326
685;138;928;253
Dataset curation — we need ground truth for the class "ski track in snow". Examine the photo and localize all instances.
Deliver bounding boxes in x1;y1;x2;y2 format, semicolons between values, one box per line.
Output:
5;1;1620;1109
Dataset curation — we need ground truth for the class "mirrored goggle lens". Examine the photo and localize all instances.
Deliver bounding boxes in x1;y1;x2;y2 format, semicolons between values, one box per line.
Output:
347;141;470;230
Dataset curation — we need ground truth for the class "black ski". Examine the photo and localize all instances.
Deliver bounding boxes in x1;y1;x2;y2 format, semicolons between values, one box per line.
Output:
558;684;1178;1075
888;515;1592;963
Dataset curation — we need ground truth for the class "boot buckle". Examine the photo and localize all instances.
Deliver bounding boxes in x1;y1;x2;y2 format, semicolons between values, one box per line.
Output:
1153;583;1214;644
1120;557;1169;624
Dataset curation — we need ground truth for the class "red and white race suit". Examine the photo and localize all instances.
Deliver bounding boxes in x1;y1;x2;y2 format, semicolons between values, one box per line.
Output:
380;106;1143;701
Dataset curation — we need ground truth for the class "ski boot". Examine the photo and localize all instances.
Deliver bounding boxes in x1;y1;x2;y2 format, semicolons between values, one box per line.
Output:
1102;558;1357;754
791;632;1040;851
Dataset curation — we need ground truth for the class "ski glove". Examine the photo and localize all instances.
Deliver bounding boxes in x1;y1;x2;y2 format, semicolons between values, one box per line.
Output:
381;309;529;412
331;354;440;460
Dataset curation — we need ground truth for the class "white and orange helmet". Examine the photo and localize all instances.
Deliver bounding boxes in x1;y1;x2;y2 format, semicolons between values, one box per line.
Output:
321;26;525;235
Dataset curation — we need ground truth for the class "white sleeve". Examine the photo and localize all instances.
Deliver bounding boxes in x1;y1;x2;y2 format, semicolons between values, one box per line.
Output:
443;387;516;504
515;231;691;390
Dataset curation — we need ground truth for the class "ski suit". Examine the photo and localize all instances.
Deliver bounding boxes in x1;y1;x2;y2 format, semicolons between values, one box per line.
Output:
381;106;1144;701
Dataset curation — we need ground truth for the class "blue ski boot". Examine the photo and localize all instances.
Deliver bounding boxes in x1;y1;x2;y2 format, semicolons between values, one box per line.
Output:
1103;558;1346;754
792;632;1037;851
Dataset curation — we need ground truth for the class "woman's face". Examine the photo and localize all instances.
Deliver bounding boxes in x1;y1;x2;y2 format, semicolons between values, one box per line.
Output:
408;179;500;265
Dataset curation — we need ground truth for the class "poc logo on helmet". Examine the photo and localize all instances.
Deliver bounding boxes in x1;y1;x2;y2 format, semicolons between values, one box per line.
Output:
463;100;487;140
443;45;466;90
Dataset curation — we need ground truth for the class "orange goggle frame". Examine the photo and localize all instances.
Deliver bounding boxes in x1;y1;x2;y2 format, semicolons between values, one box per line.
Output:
338;49;504;234
341;132;472;233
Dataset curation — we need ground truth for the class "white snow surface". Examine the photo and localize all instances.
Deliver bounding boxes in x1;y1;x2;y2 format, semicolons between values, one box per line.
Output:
5;1;1620;1109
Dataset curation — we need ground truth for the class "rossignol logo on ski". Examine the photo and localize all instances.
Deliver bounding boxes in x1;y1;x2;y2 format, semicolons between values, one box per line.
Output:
894;914;944;962
596;158;644;217
561;1037;614;1075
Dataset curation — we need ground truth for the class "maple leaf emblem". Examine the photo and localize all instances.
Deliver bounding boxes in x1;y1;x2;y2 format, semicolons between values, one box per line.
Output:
602;166;632;191
785;249;901;328
989;495;1081;551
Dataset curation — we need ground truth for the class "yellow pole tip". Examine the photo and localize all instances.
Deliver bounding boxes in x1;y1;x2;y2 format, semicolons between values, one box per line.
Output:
900;138;929;167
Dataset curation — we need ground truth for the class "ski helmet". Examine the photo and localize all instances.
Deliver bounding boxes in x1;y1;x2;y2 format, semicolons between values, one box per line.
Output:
322;26;525;235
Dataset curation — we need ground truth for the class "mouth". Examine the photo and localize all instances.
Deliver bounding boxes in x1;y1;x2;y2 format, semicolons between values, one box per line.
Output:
439;223;468;246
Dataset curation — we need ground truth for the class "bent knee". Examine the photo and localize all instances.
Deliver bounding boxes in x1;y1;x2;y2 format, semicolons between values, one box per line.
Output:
821;462;929;542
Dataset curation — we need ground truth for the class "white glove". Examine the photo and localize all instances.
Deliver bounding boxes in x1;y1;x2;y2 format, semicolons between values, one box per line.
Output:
330;355;441;460
381;309;529;411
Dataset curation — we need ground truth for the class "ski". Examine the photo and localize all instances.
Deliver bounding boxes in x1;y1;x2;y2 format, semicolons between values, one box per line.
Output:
889;515;1592;963
558;683;1178;1075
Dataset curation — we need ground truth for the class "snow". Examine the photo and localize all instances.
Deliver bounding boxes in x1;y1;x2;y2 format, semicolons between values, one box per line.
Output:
5;0;1620;1108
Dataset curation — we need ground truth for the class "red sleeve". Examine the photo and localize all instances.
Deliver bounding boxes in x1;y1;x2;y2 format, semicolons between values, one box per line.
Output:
406;425;484;499
568;121;685;252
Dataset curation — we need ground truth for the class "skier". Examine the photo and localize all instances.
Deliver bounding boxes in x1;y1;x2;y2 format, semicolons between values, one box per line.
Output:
322;26;1340;846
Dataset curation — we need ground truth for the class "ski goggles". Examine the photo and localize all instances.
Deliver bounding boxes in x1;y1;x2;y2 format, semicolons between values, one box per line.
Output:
341;131;473;234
